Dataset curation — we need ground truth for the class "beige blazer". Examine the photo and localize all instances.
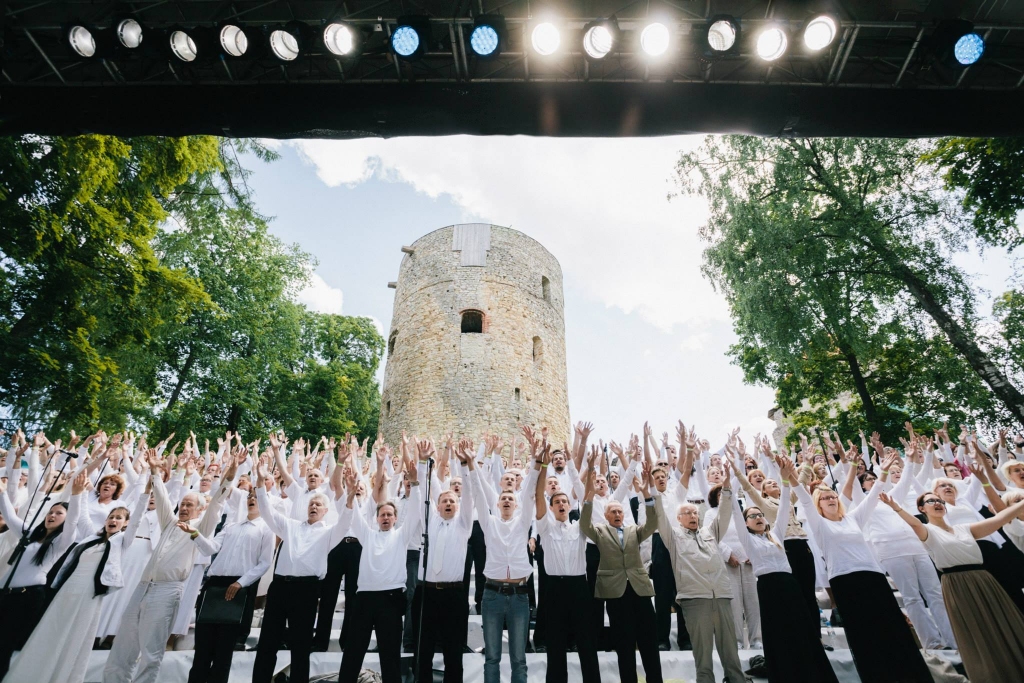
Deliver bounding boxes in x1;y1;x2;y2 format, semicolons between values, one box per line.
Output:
579;499;658;599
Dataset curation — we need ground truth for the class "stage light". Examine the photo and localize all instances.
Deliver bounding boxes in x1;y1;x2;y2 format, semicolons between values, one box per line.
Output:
270;29;299;60
532;22;560;56
582;21;615;60
67;25;97;58
116;18;143;49
390;17;429;60
954;32;985;65
219;24;249;57
803;15;837;51
392;26;419;56
169;29;198;62
640;22;670;57
323;23;355;56
706;17;738;53
469;15;506;58
756;26;788;61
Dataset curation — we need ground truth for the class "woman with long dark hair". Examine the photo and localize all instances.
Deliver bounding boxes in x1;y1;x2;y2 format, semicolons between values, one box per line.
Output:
0;476;76;679
793;453;932;683
5;470;146;683
878;488;1024;683
729;456;838;683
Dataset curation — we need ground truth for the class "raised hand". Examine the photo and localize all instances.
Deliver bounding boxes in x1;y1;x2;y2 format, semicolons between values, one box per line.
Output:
71;470;89;495
878;491;900;511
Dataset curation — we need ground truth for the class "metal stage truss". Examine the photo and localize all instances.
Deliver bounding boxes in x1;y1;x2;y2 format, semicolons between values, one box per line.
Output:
2;0;1024;137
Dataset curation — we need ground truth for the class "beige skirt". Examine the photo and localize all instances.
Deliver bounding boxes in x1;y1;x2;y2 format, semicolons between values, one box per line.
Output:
941;567;1024;683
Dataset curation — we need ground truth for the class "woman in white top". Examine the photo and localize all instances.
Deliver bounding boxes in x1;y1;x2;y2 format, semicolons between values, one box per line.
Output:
878;489;1024;683
6;470;146;683
1001;490;1024;553
730;457;838;683
794;453;931;683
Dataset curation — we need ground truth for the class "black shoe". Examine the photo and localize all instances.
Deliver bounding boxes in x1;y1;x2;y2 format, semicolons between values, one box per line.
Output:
744;654;769;678
828;609;843;628
658;643;671;651
678;641;693;651
534;645;546;653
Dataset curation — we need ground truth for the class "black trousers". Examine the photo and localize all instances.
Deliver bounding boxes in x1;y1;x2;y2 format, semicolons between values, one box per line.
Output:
543;575;601;683
253;576;320;683
339;588;405;683
532;539;549;647
650;533;688;648
605;583;663;683
585;543;611;651
463;521;487;612
187;575;257;683
0;585;49;680
327;538;362;649
412;583;468;683
784;538;821;636
314;541;346;650
402;549;420;651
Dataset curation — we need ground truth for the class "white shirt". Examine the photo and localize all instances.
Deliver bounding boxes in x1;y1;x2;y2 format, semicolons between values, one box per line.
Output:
418;479;474;582
922;524;984;569
257;487;346;579
286;480;338;525
535;511;586;576
0;490;80;588
340;464;425;591
470;466;539;581
195;516;275;587
140;474;229;584
794;483;883;579
729;484;793;577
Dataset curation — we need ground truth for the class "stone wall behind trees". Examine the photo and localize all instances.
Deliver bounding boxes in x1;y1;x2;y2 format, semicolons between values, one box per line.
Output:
380;224;571;447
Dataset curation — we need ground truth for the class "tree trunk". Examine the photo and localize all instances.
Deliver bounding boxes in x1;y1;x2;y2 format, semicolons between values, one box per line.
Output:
894;263;1024;428
842;349;882;432
166;343;198;412
227;404;241;434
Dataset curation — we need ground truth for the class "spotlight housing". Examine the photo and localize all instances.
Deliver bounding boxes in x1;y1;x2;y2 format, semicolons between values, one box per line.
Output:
756;25;788;61
218;22;259;59
932;20;986;70
582;19;617;61
640;22;670;57
322;21;358;57
115;17;144;50
702;15;739;56
64;22;105;59
168;27;199;62
803;15;837;51
470;15;506;58
531;21;560;56
390;16;430;61
268;21;310;62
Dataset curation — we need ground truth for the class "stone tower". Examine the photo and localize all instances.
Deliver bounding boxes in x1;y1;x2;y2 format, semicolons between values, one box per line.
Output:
379;224;570;447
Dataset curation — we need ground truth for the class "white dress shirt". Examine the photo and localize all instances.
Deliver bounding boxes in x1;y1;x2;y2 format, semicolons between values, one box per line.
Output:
257;487;347;579
470;466;539;581
195;516;275;587
339;463;425;591
418;476;474;582
535;511;587;576
286;480;339;525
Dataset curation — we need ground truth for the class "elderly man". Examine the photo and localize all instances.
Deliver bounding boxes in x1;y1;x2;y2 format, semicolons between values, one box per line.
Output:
103;451;232;683
252;455;348;683
580;454;660;683
655;460;746;683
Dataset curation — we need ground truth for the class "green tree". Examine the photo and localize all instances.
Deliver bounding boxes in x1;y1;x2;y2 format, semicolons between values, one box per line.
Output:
0;135;218;431
675;136;1021;435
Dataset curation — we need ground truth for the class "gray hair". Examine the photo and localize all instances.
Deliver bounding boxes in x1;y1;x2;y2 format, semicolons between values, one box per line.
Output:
309;492;331;508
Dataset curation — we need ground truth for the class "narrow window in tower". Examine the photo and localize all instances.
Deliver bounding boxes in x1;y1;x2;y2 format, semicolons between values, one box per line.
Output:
388;331;398;356
515;388;521;401
386;401;391;416
461;310;484;333
541;276;551;303
533;336;543;362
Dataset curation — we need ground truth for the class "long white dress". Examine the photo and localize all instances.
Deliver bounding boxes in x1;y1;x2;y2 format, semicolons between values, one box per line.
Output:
96;510;160;638
6;544;107;683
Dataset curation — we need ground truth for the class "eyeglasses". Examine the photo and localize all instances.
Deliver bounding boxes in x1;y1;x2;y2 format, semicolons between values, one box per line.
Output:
818;494;839;502
922;499;945;506
745;513;765;520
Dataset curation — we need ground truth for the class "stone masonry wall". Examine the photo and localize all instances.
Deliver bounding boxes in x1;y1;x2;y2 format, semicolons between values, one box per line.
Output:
379;225;571;448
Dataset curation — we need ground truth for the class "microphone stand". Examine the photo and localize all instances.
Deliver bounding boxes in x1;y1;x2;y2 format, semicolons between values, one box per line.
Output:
3;449;75;590
413;457;434;682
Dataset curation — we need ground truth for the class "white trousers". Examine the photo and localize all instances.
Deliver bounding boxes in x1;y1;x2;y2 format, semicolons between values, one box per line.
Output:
727;562;761;648
880;554;956;649
103;580;184;683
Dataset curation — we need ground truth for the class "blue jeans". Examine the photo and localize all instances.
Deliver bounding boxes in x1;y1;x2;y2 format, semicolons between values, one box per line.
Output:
481;588;530;683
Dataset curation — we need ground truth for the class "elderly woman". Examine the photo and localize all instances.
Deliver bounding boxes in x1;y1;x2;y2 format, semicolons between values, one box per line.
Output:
730;457;838;683
878;489;1024;683
5;470;146;683
793;454;931;683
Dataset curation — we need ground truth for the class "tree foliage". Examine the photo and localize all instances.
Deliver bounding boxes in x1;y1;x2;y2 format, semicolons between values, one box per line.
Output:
0;135;384;441
675;136;1021;441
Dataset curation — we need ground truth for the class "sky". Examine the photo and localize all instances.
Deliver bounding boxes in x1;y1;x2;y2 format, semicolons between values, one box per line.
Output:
243;135;1018;449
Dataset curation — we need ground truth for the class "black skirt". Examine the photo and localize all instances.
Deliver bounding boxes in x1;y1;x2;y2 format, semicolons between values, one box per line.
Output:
757;572;839;683
829;570;932;683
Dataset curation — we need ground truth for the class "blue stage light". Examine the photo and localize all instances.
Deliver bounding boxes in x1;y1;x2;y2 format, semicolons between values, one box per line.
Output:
954;32;984;66
391;25;420;57
470;25;500;57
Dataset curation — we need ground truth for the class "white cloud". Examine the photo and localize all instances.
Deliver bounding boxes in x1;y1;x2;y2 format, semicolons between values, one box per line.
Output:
679;333;712;352
367;315;386;337
297;272;344;315
289;136;727;333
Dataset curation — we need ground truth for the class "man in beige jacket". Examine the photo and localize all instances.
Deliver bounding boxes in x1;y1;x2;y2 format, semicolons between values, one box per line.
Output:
580;456;661;683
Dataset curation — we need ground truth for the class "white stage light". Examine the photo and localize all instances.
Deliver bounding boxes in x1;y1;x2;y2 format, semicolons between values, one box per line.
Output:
532;22;560;56
220;25;248;57
756;27;788;61
641;22;670;57
324;23;355;56
583;25;613;60
707;19;736;52
270;29;300;60
804;16;837;51
170;30;198;62
68;25;96;58
117;19;143;49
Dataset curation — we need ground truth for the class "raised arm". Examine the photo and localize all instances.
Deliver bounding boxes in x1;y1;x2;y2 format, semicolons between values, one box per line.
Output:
636;461;658;543
968;499;1024;540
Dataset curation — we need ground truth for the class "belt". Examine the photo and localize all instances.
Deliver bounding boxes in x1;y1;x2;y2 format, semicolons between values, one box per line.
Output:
941;564;985;575
273;574;319;584
424;581;464;590
0;585;47;595
485;580;529;595
341;537;360;544
688;499;706;505
135;536;151;540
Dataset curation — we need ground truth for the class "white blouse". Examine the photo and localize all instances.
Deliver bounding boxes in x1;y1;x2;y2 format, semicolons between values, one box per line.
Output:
794;482;884;579
922;524;984;570
729;483;793;577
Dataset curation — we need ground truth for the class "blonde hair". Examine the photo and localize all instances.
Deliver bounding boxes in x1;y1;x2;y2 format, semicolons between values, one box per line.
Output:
812;486;846;519
1000;461;1024;483
1002;490;1024;506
